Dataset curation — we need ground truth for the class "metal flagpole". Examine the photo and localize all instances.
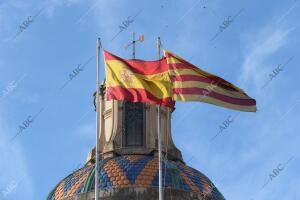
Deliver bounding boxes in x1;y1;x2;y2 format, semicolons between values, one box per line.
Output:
157;37;164;200
95;37;102;200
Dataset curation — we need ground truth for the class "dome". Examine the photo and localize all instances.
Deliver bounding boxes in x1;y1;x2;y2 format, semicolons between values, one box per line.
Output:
47;155;225;200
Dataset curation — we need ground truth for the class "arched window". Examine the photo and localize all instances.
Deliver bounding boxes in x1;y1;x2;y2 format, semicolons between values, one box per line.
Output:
123;101;145;147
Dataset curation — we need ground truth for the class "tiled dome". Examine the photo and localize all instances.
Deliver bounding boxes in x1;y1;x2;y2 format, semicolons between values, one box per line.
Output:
47;155;225;200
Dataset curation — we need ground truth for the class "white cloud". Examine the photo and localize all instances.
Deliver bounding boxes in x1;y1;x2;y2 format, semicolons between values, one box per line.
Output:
93;1;135;40
239;26;293;91
0;113;33;200
44;0;85;17
0;0;83;42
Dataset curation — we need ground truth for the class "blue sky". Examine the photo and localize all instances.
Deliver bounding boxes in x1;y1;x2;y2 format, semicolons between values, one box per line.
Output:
0;0;299;199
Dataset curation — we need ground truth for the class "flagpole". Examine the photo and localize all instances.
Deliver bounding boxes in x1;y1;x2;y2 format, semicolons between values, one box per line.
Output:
95;37;102;200
157;36;164;200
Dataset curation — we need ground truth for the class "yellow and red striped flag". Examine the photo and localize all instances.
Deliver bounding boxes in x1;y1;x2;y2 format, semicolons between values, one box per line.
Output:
104;51;175;108
163;49;257;112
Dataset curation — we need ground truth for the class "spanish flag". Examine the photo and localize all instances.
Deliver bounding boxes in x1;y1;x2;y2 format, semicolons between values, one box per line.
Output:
164;49;257;112
104;51;175;108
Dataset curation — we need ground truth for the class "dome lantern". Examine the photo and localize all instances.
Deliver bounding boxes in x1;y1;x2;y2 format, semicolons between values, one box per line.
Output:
47;86;225;200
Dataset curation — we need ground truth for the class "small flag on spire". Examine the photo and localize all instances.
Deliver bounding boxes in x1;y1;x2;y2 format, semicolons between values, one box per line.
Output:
139;35;144;42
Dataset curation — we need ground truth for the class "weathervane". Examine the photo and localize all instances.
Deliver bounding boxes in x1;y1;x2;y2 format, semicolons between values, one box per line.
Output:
124;32;144;59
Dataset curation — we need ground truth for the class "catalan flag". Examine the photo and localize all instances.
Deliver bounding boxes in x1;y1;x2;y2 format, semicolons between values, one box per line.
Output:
163;49;257;112
104;51;174;108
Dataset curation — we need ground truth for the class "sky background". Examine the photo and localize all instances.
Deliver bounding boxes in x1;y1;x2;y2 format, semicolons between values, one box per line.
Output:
0;0;299;199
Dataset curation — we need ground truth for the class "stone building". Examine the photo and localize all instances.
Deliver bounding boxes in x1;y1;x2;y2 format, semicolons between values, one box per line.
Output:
46;84;226;200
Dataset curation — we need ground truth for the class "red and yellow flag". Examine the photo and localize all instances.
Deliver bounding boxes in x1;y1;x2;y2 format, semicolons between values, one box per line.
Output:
163;49;257;112
104;51;175;108
104;50;256;112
